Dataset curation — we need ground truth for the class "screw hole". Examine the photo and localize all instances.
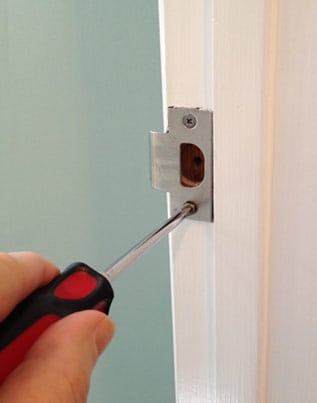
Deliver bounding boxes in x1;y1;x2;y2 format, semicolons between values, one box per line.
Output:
194;156;203;167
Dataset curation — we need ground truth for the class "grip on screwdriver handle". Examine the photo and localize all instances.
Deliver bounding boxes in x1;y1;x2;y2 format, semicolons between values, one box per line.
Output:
0;262;114;385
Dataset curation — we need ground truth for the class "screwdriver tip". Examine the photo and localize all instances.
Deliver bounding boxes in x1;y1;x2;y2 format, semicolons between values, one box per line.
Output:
182;201;198;216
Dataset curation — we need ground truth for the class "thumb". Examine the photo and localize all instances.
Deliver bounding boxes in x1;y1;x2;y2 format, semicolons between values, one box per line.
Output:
0;311;115;403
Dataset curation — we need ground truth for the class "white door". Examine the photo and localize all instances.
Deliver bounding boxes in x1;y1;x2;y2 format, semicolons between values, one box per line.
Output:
160;0;317;402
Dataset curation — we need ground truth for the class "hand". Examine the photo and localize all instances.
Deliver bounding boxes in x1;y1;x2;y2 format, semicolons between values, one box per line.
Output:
0;252;115;403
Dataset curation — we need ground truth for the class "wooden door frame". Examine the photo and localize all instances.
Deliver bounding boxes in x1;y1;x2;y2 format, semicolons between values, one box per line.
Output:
161;0;317;402
159;1;215;401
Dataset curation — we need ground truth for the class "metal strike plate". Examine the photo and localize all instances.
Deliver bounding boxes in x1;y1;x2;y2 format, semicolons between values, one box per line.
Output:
150;107;213;222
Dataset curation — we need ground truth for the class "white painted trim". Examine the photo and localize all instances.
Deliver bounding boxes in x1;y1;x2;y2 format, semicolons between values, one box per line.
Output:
266;1;317;401
159;1;215;401
212;1;317;401
213;0;272;401
161;1;317;402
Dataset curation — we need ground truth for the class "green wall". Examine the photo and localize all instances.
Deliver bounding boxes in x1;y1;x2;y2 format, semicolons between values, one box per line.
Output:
0;1;175;402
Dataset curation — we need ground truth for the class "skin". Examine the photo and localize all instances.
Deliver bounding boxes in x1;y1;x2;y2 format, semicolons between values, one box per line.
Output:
0;252;115;403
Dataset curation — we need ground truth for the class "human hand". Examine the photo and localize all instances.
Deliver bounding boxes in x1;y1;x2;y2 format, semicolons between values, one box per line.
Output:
0;252;115;403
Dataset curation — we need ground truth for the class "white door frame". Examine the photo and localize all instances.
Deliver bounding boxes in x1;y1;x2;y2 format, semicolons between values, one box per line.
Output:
160;0;317;402
159;1;215;401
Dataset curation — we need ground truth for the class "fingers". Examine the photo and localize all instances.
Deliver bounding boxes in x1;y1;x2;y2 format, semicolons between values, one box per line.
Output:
0;310;115;403
0;252;59;321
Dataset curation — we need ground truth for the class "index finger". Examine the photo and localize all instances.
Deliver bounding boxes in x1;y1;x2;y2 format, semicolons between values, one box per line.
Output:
0;252;59;321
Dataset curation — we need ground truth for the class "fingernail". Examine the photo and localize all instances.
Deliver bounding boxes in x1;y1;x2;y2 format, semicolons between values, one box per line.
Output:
94;316;115;355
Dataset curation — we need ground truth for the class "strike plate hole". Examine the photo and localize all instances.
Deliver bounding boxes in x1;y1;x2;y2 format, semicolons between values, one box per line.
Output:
180;143;205;187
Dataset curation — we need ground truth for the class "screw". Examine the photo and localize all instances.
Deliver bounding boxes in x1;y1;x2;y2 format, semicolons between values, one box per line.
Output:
183;114;197;129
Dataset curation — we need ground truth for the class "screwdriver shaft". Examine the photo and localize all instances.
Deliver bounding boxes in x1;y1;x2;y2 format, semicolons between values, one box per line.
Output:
103;202;197;282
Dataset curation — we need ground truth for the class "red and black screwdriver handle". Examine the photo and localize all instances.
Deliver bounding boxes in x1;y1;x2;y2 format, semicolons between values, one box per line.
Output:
0;262;114;385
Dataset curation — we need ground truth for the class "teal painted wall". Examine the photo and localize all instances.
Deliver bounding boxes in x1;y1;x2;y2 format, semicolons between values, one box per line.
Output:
0;1;175;402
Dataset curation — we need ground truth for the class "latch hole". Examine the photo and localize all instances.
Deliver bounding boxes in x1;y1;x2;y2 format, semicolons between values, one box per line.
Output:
180;143;205;188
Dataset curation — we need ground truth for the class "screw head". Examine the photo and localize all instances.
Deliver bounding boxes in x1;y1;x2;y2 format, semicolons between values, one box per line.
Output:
183;114;197;129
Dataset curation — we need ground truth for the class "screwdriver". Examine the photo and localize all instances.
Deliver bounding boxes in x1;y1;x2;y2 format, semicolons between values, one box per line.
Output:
0;201;197;384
